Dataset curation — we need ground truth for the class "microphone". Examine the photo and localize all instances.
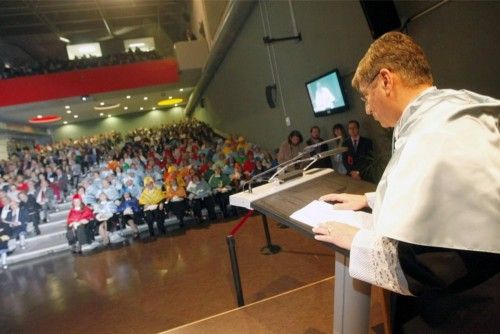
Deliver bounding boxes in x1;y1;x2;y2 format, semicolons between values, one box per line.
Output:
303;146;348;171
303;136;343;152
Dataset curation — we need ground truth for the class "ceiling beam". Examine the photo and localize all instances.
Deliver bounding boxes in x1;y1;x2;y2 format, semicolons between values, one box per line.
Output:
94;0;114;39
21;0;64;40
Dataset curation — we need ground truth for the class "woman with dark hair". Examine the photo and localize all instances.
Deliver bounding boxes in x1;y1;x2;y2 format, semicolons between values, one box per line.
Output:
331;123;348;174
277;130;306;168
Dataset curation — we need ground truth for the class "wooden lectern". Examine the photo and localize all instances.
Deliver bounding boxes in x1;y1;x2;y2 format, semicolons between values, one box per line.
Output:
230;168;378;334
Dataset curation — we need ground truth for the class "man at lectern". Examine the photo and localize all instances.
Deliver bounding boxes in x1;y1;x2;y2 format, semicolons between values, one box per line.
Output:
313;32;500;333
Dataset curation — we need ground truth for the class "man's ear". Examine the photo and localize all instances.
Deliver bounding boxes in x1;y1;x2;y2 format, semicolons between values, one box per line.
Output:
379;68;393;94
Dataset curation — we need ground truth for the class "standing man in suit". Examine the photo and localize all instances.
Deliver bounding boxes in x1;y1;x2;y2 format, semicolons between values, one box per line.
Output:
342;120;373;180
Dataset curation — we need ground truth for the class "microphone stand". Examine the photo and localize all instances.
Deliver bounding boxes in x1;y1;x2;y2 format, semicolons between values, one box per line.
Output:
243;137;345;193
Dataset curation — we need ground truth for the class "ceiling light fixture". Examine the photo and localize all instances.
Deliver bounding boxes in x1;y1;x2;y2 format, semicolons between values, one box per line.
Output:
74;115;79;119
152;107;156;110
144;97;148;100
63;121;68;124
124;106;128;110
126;95;131;99
140;107;144;111
168;96;172;99
66;110;72;114
29;115;62;124
179;88;184;92
100;113;104;117
158;98;183;106
94;103;120;111
65;105;70;109
100;102;105;106
175;104;178;107
59;36;70;43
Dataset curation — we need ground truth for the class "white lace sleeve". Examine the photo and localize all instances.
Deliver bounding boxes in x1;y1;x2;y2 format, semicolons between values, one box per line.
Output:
349;229;412;296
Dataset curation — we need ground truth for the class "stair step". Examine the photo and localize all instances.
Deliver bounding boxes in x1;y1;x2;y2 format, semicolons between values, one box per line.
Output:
6;216;191;265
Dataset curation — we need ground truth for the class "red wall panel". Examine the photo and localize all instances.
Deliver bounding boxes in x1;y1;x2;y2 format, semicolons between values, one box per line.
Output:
0;59;179;107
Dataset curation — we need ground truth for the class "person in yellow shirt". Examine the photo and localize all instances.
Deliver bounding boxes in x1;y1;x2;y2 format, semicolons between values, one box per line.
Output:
139;176;166;237
164;179;188;228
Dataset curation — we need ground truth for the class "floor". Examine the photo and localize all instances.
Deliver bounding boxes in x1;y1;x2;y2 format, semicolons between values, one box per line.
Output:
163;277;335;334
0;215;335;334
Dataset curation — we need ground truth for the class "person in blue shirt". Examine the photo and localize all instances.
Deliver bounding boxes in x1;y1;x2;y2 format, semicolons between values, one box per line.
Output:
116;191;140;238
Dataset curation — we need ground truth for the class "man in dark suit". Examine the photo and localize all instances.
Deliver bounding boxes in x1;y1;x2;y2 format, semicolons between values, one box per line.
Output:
342;120;373;180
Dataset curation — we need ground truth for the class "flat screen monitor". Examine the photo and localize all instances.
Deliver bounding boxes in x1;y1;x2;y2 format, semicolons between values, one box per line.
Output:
305;69;348;117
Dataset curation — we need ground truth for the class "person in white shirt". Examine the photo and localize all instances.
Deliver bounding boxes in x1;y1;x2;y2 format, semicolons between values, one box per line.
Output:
313;32;500;333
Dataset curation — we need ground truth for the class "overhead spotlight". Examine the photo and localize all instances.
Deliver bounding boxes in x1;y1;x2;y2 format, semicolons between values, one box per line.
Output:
63;121;68;124
37;115;42;119
126;95;131;99
66;110;71;114
124;106;128;110
174;104;178;107
74;115;79;118
140;107;144;111
81;95;89;101
59;36;70;43
100;113;104;117
143;97;148;100
179;88;184;92
65;105;70;109
100;102;105;106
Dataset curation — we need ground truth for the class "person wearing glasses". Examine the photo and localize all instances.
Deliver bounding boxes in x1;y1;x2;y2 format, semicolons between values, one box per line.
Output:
314;32;499;333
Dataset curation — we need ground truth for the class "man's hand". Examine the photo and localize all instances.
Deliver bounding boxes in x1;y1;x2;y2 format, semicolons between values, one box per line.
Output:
319;193;368;210
312;221;359;250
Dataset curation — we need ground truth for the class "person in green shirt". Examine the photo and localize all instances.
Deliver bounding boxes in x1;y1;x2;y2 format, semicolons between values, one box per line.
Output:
208;166;233;219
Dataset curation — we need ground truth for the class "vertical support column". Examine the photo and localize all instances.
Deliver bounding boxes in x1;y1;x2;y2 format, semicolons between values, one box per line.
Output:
334;252;371;334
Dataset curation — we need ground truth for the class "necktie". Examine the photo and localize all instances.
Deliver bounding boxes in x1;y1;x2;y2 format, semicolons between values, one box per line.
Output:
354;139;358;151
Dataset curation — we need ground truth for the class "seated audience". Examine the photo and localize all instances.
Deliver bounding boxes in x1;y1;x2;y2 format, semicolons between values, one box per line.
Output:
306;126;333;169
277;130;306;170
18;191;41;235
116;192;140;238
0;219;12;269
186;174;216;222
208;166;233;219
93;192;117;246
164;179;188;227
139;176;166;237
66;194;94;254
1;198;28;249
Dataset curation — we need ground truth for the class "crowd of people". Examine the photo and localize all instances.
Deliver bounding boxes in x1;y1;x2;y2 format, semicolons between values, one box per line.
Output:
0;117;374;268
277;121;373;181
0;119;285;267
0;49;162;80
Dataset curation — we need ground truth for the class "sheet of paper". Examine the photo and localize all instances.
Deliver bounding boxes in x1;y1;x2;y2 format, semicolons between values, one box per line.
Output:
290;200;373;229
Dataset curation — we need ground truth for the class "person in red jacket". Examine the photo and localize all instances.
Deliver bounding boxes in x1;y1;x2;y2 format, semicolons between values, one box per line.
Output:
66;194;94;254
